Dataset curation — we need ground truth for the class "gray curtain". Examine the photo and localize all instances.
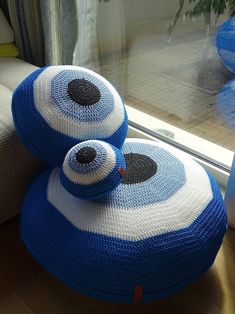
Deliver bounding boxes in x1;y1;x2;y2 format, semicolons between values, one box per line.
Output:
7;0;44;66
6;0;78;66
0;0;10;22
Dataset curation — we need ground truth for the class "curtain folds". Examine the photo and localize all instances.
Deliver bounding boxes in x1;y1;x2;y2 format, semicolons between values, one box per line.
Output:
6;0;78;66
40;0;78;65
74;0;101;71
7;0;44;66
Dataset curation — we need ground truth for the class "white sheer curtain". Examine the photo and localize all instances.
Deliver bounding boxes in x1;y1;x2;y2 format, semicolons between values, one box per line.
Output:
73;0;126;97
73;0;100;71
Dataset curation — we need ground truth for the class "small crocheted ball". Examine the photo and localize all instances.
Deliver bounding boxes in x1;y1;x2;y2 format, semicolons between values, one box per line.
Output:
12;65;128;166
21;139;227;303
216;78;235;130
216;18;235;73
60;140;126;199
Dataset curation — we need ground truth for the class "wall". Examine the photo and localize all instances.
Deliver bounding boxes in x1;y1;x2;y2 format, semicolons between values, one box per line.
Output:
124;0;192;27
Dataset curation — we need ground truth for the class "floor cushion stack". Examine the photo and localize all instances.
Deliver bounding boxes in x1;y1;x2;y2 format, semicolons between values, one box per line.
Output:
12;66;227;303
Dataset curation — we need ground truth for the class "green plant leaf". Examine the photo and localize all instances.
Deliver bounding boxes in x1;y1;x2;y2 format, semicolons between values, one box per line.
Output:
186;0;235;17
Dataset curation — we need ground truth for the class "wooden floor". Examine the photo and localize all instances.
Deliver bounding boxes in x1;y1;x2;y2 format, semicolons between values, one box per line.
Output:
0;218;235;314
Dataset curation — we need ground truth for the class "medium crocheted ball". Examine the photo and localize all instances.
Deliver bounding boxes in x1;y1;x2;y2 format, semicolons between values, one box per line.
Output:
12;65;128;166
216;18;235;73
60;140;126;199
21;139;227;303
216;78;235;130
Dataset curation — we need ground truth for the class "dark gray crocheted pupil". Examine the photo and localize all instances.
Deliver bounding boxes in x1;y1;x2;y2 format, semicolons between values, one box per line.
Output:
122;153;157;184
67;79;101;106
76;147;97;164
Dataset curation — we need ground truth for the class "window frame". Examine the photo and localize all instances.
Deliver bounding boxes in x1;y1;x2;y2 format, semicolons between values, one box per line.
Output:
225;154;235;228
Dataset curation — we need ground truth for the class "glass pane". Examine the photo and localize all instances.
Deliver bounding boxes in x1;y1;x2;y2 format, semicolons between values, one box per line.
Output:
74;0;235;170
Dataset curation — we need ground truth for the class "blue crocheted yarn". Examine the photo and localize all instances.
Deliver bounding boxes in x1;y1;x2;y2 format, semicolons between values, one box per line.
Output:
60;140;126;200
97;141;186;207
20;139;227;303
12;66;128;166
216;18;235;74
216;78;235;130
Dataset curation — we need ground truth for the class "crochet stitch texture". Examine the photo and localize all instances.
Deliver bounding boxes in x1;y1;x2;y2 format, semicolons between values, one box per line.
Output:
12;66;128;166
11;63;226;303
21;139;227;302
60;140;126;199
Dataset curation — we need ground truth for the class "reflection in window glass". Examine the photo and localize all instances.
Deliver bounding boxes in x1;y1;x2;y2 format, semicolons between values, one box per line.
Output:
75;0;235;169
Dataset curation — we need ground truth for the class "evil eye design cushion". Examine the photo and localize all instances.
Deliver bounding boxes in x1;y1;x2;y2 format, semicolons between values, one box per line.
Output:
21;139;227;303
216;18;235;73
216;78;235;130
60;140;126;199
12;65;128;166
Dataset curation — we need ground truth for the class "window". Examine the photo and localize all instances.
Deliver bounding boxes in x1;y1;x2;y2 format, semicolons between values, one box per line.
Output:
76;0;235;225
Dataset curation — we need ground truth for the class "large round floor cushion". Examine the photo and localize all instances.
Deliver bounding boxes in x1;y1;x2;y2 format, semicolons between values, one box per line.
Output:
12;65;128;166
21;139;227;303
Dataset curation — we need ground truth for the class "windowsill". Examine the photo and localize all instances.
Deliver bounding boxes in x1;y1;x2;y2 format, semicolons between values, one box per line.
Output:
126;105;232;189
126;105;234;171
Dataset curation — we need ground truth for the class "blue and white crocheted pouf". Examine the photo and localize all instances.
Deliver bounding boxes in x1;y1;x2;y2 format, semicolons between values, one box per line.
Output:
21;139;227;303
216;18;235;74
60;140;126;199
12;66;128;166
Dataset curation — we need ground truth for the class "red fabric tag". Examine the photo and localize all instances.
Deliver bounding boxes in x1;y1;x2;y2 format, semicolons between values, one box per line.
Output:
118;167;125;177
134;285;143;302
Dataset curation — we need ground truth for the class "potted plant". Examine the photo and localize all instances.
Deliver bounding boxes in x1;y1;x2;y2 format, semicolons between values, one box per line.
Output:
168;0;235;36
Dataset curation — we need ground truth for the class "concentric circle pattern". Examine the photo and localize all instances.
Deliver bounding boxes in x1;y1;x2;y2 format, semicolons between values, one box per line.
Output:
96;140;186;208
60;140;126;199
216;18;235;73
21;139;227;303
12;66;128;166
